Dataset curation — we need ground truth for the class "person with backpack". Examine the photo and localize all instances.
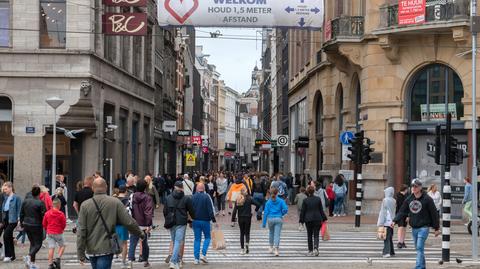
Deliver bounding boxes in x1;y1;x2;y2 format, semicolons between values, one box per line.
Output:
270;174;287;201
333;175;347;217
227;176;247;220
377;186;396;258
128;179;153;267
262;187;288;257
300;186;328;256
163;181;195;269
313;181;329;215
232;188;261;254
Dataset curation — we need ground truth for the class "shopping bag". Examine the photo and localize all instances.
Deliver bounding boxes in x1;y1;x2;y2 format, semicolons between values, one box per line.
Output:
376;227;386;240
211;229;226;250
321;222;330;241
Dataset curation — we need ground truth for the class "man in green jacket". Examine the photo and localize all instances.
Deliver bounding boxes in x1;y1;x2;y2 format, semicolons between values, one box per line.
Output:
77;177;144;269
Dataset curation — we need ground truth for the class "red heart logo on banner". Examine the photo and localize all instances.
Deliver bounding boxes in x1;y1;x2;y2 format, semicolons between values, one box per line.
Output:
164;0;199;24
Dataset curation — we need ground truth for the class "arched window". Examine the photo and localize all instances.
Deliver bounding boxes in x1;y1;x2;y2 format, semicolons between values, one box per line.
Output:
337;85;344;130
409;64;464;121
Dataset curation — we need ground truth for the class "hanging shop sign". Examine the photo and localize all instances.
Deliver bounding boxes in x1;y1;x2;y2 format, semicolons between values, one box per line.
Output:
295;136;309;148
103;13;147;36
157;0;324;28
177;130;191;136
191;136;202;145
186;153;196;166
103;0;147;6
398;0;425;25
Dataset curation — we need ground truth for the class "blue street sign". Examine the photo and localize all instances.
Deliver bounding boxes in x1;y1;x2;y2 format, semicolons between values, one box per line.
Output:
340;131;354;145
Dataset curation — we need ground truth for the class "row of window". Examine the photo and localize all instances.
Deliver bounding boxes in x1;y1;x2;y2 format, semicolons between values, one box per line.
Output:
0;0;66;48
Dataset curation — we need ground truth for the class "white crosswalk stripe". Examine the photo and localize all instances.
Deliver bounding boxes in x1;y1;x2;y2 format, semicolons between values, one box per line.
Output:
63;229;470;266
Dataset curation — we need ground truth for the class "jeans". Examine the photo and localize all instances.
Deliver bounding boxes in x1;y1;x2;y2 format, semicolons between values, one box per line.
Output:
128;231;149;262
89;254;113;269
193;220;211;260
288;188;295;205
24;225;43;263
383;226;395;256
170;225;186;264
267;218;283;248
412;227;429;269
238;216;251;249
252;192;264;217
3;222;17;259
216;193;226;212
306;221;321;252
334;195;345;215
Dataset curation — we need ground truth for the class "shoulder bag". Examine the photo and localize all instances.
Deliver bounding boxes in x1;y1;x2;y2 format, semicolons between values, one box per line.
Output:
92;198;121;255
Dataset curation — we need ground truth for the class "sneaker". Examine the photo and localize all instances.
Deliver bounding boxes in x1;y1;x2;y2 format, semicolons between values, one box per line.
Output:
30;264;39;269
143;261;151;267
402;243;407;248
121;261;130;269
24;255;31;268
55;257;61;269
333;214;338;217
169;263;180;269
193;259;200;265
240;249;246;255
268;246;274;254
274;248;279;257
307;251;314;256
245;244;249;254
397;242;403;249
138;255;145;262
3;257;12;262
314;249;319;256
383;254;391;258
341;214;346;216
298;225;303;231
200;255;208;264
48;264;56;269
165;254;172;264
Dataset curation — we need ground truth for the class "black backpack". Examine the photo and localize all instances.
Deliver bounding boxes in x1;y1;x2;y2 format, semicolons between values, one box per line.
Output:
164;197;183;229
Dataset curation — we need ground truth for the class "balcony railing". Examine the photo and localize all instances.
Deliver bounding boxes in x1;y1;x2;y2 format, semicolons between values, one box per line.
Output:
331;16;365;40
380;0;470;28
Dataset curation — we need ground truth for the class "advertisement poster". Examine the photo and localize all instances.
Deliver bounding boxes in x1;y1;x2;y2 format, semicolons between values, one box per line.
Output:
158;0;324;28
398;0;425;25
420;103;457;121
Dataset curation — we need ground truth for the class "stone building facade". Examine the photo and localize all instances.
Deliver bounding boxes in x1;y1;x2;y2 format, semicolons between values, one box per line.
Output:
289;0;474;216
0;0;163;205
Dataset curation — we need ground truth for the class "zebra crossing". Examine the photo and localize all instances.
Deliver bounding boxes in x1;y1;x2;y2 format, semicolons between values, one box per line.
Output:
63;228;469;266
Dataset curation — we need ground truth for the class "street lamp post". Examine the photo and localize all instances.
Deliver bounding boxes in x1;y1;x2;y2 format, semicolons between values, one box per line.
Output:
46;97;64;195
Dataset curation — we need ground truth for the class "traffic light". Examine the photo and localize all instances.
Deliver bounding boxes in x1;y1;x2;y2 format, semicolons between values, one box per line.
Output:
347;131;364;165
447;136;458;165
362;138;375;164
427;125;441;165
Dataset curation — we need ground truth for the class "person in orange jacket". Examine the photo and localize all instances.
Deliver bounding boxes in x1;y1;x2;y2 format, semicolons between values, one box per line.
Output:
227;175;247;220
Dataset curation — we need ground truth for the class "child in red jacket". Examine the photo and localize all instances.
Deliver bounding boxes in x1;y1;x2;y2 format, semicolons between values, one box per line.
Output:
43;198;67;269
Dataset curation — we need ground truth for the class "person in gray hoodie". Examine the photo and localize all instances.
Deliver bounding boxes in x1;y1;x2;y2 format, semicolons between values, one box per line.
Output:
377;187;396;258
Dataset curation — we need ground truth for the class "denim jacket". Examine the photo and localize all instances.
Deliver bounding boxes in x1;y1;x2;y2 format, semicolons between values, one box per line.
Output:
2;194;22;223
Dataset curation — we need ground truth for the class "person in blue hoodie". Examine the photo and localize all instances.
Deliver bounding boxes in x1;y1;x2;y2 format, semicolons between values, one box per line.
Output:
192;183;217;265
262;187;288;256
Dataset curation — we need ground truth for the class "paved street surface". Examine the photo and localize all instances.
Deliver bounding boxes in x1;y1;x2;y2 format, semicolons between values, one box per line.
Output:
2;206;479;268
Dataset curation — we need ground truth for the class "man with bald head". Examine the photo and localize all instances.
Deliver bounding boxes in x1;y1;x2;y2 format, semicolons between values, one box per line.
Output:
77;178;144;269
191;182;217;264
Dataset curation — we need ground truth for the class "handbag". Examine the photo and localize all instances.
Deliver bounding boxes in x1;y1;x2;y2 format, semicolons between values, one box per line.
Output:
321;222;330;241
92;198;121;255
376;227;387;240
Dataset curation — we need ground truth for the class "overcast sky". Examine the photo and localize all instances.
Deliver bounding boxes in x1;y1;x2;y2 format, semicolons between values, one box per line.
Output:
195;27;263;93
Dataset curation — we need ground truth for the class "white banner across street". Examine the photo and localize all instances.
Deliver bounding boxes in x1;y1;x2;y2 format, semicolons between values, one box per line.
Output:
157;0;324;28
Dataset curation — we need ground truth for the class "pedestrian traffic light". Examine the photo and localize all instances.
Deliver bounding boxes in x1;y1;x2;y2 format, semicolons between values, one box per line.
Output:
362;138;375;164
427;125;441;165
347;131;364;165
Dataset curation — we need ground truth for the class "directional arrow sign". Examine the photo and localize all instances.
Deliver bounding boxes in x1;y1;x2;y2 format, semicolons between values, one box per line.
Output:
311;7;320;14
298;18;305;27
285;6;295;13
